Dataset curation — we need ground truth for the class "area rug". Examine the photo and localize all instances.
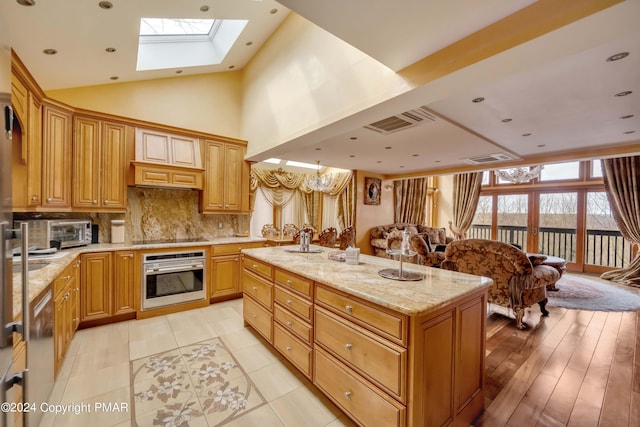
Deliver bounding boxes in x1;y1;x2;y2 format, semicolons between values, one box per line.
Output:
546;275;640;312
130;337;266;426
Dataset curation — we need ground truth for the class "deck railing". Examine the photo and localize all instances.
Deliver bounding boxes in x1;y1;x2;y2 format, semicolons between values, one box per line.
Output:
467;224;634;268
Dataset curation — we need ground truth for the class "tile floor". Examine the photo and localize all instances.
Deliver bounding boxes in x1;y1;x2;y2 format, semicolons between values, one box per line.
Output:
40;299;357;427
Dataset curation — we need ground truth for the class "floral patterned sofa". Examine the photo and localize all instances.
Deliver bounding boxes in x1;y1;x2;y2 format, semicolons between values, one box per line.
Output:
370;223;452;258
441;239;560;329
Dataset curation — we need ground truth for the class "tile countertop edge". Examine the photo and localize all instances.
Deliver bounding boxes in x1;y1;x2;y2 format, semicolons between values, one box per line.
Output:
242;246;493;317
12;236;267;318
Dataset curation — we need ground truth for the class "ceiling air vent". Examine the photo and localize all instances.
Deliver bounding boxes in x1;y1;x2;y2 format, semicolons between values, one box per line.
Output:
364;106;436;134
466;153;514;165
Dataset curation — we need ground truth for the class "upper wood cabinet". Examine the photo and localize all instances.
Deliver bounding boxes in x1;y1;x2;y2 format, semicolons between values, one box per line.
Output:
135;128;202;168
73;115;130;211
200;140;249;213
41;102;73;210
11;73;42;211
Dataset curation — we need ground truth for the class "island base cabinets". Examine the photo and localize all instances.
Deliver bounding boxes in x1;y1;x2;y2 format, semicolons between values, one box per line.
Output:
54;258;80;376
242;294;272;343
242;256;274;342
407;289;486;427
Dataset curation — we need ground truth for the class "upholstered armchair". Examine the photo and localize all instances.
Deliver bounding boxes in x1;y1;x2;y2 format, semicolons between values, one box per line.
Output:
261;224;280;238
318;227;337;247
338;227;356;250
282;224;299;239
441;239;560;329
293;227;315;244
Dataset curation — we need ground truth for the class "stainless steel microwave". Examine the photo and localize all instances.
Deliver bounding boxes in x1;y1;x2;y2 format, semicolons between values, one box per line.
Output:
14;219;92;249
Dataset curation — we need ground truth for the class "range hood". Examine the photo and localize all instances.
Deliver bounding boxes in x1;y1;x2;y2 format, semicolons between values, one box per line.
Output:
131;128;204;190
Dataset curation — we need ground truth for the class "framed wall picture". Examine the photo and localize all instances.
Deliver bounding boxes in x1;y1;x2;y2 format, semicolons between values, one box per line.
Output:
364;177;381;205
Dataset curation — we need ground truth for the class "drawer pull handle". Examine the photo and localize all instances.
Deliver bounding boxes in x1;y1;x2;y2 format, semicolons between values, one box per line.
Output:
345;343;352;351
286;321;292;327
286;300;292;305
252;314;257;319
286;280;292;285
252;264;257;269
344;391;352;399
345;305;353;313
252;286;257;292
286;346;292;352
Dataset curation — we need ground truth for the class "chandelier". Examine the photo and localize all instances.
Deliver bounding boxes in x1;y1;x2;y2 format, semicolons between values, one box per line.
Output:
306;160;332;192
494;165;544;183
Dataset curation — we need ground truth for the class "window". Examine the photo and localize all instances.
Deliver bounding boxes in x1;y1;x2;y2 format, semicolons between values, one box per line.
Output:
590;160;603;178
539;161;580;181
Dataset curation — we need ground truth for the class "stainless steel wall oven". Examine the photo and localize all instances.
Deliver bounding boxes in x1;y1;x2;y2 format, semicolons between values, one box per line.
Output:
142;250;206;310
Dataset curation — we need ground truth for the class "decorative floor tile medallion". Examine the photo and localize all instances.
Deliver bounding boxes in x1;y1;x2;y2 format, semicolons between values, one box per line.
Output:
131;338;266;426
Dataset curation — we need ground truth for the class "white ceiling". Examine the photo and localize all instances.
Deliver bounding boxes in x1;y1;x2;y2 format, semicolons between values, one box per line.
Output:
2;0;639;177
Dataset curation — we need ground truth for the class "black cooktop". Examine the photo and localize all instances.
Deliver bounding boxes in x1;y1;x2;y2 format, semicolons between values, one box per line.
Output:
132;237;209;246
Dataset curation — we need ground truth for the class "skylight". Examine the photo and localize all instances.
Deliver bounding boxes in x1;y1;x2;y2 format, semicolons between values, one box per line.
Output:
140;18;216;36
136;17;248;71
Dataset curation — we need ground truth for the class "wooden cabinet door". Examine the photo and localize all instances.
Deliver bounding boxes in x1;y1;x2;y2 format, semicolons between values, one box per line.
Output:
72;116;100;208
101;121;128;209
70;258;81;331
42;103;72;209
211;254;241;299
54;286;68;375
113;250;136;315
223;144;248;211
25;94;42;208
80;252;113;322
201;140;225;211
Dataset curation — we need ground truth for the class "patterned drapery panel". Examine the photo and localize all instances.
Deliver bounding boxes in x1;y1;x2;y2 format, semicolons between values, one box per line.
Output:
394;178;429;224
600;156;640;287
450;172;484;240
338;175;355;229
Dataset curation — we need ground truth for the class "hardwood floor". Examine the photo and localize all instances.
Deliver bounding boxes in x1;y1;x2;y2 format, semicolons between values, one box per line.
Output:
475;301;639;426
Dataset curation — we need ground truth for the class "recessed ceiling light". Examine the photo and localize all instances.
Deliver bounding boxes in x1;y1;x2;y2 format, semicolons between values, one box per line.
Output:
43;49;57;55
105;47;116;53
270;8;278;14
200;5;210;12
349;155;355;158
624;130;636;134
246;41;253;46
350;136;357;140
615;90;632;97
98;1;113;10
537;144;546;148
228;65;235;69
315;147;322;151
501;118;512;123
472;97;485;103
607;52;629;62
434;160;441;163
412;154;419;157
400;166;405;168
16;0;35;6
620;114;634;119
109;76;119;80
175;70;183;74
377;160;382;163
385;146;391;150
522;133;532;137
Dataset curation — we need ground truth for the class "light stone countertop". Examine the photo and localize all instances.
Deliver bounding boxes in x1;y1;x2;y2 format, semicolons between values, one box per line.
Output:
242;245;493;316
12;236;266;318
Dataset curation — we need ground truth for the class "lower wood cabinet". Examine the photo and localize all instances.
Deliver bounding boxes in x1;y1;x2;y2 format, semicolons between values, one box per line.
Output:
80;250;136;324
210;242;264;301
54;257;80;376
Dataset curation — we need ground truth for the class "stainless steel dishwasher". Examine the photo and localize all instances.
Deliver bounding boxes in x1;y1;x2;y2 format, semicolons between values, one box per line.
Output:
27;283;54;427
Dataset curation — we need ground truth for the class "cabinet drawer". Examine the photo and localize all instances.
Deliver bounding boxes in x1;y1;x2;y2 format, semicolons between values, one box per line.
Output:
242;270;272;310
274;304;312;344
274;286;313;322
315;307;406;401
54;262;76;297
314;347;405;427
243;295;272;343
274;323;312;379
274;269;312;298
243;257;273;280
315;285;407;345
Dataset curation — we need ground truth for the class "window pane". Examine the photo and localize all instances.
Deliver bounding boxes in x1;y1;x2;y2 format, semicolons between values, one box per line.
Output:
585;192;634;268
539;161;580;181
538;192;577;262
591;160;603;178
497;194;528;248
481;171;489;186
469;195;492;239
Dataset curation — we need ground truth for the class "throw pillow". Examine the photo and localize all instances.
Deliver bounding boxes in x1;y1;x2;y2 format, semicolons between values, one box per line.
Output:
528;254;548;266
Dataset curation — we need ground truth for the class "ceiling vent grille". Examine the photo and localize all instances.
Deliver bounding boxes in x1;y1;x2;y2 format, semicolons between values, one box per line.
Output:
364;106;436;134
466;153;514;165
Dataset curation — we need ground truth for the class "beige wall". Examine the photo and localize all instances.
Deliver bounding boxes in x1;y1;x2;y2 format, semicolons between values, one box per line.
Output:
241;14;411;159
46;72;244;139
354;171;394;255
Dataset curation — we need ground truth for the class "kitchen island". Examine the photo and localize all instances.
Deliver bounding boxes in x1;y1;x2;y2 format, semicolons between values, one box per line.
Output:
241;246;492;427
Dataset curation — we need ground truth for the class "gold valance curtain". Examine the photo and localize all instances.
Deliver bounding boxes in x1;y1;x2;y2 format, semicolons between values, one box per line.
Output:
250;167;353;196
450;172;484;240
599;156;640;287
394;178;430;224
